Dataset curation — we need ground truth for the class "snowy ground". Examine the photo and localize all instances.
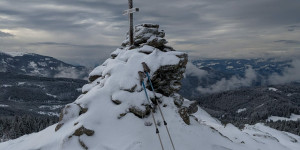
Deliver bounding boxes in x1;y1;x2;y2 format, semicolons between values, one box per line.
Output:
1;105;300;150
267;114;300;122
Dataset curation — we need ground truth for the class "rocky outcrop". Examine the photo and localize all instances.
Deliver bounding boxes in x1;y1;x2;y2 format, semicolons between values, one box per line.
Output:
122;24;174;51
85;23;188;113
178;107;190;125
178;101;199;125
55;103;88;131
188;102;198;114
122;24;188;97
129;106;151;118
72;126;95;137
150;53;188;97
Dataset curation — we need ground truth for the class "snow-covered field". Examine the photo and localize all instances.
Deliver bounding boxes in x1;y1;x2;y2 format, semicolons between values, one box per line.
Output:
2;52;31;57
267;114;300;122
0;104;9;107
236;108;247;113
38;105;62;110
37;111;60;117
1;105;300;150
268;87;278;91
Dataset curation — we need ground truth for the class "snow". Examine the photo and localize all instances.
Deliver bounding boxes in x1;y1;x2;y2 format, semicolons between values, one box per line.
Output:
46;93;57;98
268;87;278;91
1;84;12;87
37;111;60;117
226;66;234;69
38;62;47;67
137;45;155;53
28;61;37;68
207;62;219;66
1;45;300;150
76;88;82;92
39;105;62;110
17;82;26;86
236;108;247;113
256;103;264;108
267;114;300;122
2;52;31;57
0;104;9;107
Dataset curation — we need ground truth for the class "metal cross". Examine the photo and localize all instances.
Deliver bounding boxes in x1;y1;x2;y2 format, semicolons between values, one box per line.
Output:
123;0;139;46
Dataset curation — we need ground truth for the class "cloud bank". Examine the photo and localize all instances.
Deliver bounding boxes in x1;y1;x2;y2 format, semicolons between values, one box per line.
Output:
184;59;300;94
197;66;257;94
268;60;300;84
185;62;208;79
0;0;300;66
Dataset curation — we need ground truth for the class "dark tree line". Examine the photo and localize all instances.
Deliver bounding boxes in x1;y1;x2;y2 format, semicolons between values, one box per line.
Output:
198;83;300;135
0;115;58;142
265;120;300;136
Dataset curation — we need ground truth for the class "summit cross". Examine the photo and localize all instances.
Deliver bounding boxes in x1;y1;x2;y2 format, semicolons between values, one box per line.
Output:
123;0;139;46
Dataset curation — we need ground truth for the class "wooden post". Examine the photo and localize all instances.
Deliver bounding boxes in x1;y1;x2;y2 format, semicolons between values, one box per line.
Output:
123;0;139;46
128;0;133;46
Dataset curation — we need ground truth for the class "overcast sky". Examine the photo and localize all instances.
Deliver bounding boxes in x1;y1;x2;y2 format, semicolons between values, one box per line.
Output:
0;0;300;66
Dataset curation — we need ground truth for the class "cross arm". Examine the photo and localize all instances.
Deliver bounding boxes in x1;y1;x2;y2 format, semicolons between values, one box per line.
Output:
123;8;139;15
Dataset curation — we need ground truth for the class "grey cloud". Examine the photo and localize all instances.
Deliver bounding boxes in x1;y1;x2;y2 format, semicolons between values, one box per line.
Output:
28;41;117;67
268;59;300;84
0;0;300;66
29;42;115;49
0;1;127;33
287;25;300;31
175;39;216;45
274;40;300;44
197;66;257;94
0;31;14;37
185;62;208;78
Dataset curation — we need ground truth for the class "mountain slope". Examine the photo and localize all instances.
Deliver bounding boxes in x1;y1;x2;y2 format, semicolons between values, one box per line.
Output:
199;83;300;135
0;72;87;117
0;51;89;79
1;24;299;150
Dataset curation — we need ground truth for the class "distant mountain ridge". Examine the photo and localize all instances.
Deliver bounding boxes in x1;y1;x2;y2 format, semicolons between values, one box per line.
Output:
199;83;300;135
0;51;89;79
0;72;87;117
192;58;291;78
180;58;294;99
0;52;89;141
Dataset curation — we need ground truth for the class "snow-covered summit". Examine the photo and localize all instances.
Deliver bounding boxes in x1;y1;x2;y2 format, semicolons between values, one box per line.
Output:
1;24;300;150
0;51;33;57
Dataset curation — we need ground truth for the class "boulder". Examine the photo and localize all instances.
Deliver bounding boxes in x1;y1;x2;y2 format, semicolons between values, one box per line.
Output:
178;107;190;125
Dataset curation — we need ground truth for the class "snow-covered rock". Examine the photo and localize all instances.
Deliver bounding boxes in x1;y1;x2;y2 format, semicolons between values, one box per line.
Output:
122;24;173;52
1;24;300;150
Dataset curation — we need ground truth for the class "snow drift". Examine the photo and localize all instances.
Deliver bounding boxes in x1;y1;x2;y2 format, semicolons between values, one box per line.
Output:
1;24;300;150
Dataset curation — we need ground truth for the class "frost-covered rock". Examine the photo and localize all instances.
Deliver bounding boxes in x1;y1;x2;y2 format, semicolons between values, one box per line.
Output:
122;24;173;51
1;24;300;150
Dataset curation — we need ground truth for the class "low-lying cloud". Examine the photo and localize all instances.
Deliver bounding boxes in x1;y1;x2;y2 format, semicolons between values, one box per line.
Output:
54;66;89;80
274;40;300;44
185;59;300;94
197;66;257;94
185;62;208;79
0;31;14;37
268;60;300;84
